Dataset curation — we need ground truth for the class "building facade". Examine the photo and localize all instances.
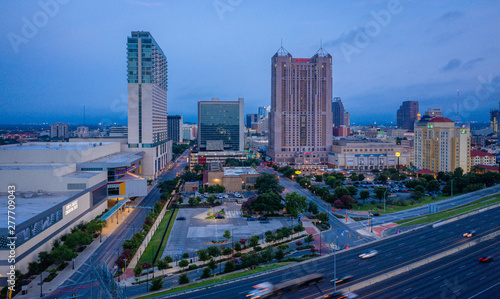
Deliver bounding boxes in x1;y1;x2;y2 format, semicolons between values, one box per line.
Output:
182;123;197;141
246;114;259;129
470;150;497;168
414;116;471;173
424;108;442;118
327;140;409;170
188;150;247;171
50;122;69;139
198;98;244;151
332;97;349;127
268;47;333;164
397;101;419;130
167;115;183;143
126;31;171;179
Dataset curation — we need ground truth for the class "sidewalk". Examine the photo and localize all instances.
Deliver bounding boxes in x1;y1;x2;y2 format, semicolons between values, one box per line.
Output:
16;182;161;298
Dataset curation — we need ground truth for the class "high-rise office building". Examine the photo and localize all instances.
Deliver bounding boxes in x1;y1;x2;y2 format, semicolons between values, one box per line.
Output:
198;98;244;151
126;31;171;179
258;105;270;119
490;102;500;133
50;122;69;138
414;116;470;173
167;115;183;143
246;114;259;129
424;108;442;118
268;46;333;164
397;101;419;130
332;97;349;127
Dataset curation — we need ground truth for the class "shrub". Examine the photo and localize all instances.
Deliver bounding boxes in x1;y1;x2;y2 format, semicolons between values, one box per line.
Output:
254;246;262;252
182;253;189;259
142;262;153;269
224;261;235;273
150;277;163;291
178;273;190;284
188;264;198;270
134;265;143;277
201;267;211;279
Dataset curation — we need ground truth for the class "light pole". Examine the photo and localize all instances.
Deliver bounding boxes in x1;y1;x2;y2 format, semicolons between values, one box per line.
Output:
451;178;455;197
383;189;388;213
40;272;43;297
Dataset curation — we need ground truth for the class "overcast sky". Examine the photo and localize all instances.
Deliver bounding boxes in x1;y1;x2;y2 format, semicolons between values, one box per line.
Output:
1;0;499;125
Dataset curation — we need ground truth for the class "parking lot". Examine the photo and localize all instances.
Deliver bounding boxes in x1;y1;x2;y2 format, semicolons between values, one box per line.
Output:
161;202;288;259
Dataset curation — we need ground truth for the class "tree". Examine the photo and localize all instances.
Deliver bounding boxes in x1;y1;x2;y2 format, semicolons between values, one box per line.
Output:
260;246;275;263
223;229;232;241
201;267;212;278
340;195;356;209
207;195;217;205
374;187;388;201
193;163;206;173
178;273;190;284
314;175;323;182
248;235;260;247
346;185;358;197
151;277;164;291
284;192;307;218
358;174;365;181
64;230;93;249
413;185;425;199
316;212;328;223
38;251;53;270
453;167;464;178
208;184;225;193
241;252;261;267
134;265;143;277
179;259;189;270
177;196;184;204
206;246;221;258
275;249;285;261
325;177;341;188
157;259;169;270
182;252;189;259
198;249;209;262
334;186;350;199
255;173;284;194
234;242;242;252
307;201;319;215
51;245;76;265
224;261;235;273
28;261;40;275
223;247;233;256
207;259;217;273
181;171;199;182
251;192;284;214
360;190;370;202
350;173;359;182
304;234;314;245
426;180;440;192
376;174;388;183
188;197;199;206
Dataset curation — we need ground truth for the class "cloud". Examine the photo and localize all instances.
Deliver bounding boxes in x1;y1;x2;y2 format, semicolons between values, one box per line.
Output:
438;10;465;22
323;28;359;48
462;58;484;71
441;59;462;72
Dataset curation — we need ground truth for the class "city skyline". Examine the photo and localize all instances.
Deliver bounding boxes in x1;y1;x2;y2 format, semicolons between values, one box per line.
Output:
1;1;500;125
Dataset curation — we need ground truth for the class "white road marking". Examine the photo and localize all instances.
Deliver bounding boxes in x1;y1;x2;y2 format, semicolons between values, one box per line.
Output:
467;272;474;276
440;284;447;288
404;288;412;292
480;276;486;281
460;265;466;269
433;276;441;280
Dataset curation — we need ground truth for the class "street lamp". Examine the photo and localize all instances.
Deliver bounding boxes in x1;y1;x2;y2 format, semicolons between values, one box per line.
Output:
395;152;401;172
383;189;388;213
451;178;455;197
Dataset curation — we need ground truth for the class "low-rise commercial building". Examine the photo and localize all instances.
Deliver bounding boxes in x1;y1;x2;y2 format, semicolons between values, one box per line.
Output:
470;150;497;167
203;164;259;192
327;140;410;171
0;142;147;282
188;150;247;171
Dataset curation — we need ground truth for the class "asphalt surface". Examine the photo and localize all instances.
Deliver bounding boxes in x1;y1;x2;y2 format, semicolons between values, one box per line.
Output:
163;205;500;299
356;235;500;299
46;151;189;298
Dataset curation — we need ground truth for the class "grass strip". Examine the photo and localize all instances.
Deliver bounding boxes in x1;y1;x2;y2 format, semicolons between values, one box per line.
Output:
354;195;451;215
138;209;179;267
135;262;291;299
395;194;500;227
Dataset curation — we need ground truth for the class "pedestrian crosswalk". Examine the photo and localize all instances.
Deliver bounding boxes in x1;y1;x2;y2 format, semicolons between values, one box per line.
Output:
224;210;242;218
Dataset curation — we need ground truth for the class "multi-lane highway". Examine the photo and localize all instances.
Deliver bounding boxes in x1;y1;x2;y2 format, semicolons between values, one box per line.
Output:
166;205;500;299
356;235;500;298
46;151;189;298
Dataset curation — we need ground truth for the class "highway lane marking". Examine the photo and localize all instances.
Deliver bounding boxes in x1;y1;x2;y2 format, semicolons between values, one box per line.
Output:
468;280;500;298
460;265;466;269
467;272;474;276
404;287;412;292
480;276;486;281
330;238;500;299
433;275;441;280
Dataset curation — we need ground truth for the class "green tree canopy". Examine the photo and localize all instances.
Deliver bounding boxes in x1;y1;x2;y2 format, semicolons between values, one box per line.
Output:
255;173;284;194
252;192;284;214
284;192;307;217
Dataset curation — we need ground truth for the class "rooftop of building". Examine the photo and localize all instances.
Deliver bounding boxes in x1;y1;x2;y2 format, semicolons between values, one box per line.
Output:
0;163;69;171
429;117;454;123
223;166;259;176
190;150;247;156
471;150;496;157
416;169;436;174
62;171;103;178
476;164;499;172
88;151;144;165
0;191;78;228
208;162;223;172
0;142;114;151
332;140;399;146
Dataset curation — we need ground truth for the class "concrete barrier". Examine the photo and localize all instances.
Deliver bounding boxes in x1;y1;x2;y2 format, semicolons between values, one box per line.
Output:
338;230;500;294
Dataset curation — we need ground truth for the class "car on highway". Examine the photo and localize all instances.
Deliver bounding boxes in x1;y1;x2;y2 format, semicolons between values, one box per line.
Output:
321;291;358;298
215;214;225;219
331;274;354;285
359;249;378;259
176;216;186;220
463;230;476;238
371;212;380;216
247;217;256;221
478;256;493;263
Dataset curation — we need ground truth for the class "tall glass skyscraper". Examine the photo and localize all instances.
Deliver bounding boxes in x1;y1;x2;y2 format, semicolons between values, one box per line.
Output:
127;31;171;178
198;98;244;151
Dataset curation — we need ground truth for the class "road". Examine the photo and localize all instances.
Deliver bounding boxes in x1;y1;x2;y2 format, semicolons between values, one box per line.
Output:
46;151;189;299
356;235;500;299
165;205;500;299
258;166;376;249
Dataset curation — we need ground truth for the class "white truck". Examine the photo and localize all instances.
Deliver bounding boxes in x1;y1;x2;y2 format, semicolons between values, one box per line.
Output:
246;273;324;298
